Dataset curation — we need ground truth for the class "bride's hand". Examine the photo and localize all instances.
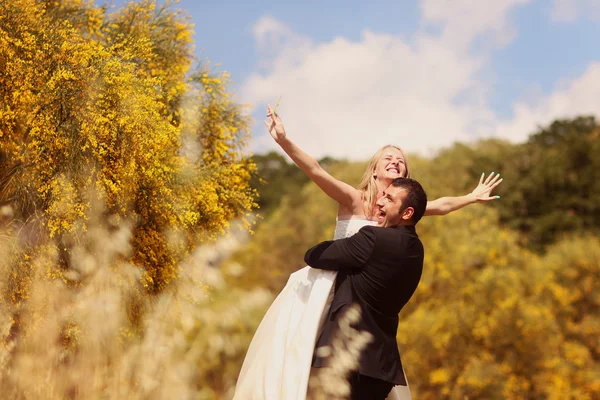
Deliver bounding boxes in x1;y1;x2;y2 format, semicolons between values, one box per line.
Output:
470;172;503;202
264;104;286;142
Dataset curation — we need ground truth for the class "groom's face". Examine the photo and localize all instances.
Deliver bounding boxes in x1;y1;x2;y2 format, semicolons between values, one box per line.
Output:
375;185;415;227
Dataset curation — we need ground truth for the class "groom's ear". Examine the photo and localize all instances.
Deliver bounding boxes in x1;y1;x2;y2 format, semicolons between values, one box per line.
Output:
400;207;414;221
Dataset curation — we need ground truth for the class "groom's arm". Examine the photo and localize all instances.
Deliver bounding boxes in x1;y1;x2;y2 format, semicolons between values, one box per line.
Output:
304;226;376;271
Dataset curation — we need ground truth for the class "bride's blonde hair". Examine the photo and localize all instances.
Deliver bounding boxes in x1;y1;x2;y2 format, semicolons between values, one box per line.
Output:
357;145;410;218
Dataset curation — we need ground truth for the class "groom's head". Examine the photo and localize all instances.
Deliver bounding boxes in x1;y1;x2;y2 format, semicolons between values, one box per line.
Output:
375;178;427;227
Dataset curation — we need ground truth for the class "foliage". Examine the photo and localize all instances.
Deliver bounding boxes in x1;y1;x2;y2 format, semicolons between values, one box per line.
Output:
249;151;310;216
248;151;341;218
401;209;600;399
496;116;600;250
0;0;256;296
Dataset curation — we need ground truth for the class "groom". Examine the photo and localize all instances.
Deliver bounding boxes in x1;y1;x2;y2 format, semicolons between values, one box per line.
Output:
304;177;427;399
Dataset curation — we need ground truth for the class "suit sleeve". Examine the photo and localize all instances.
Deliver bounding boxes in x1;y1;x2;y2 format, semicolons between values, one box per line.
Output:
304;226;376;271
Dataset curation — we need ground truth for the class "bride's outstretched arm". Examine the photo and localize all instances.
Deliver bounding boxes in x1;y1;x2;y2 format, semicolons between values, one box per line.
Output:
424;172;503;216
264;105;359;208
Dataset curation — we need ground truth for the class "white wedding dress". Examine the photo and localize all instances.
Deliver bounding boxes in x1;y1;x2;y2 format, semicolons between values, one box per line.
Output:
233;218;411;400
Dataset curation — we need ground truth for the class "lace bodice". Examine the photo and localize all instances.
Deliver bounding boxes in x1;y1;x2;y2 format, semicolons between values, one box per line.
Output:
333;218;376;240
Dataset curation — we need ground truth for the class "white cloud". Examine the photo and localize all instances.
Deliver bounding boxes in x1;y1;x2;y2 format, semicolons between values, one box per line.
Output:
419;0;530;50
550;0;600;22
493;63;600;140
242;29;488;159
250;15;312;69
252;15;291;47
241;0;600;160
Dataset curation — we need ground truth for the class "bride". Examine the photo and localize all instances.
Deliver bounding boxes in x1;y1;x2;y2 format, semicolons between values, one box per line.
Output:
233;105;502;400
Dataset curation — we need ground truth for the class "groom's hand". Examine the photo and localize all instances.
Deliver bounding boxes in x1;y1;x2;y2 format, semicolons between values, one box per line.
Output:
304;227;376;271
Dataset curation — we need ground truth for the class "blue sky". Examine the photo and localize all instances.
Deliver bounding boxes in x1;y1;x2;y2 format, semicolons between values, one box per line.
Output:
116;0;600;159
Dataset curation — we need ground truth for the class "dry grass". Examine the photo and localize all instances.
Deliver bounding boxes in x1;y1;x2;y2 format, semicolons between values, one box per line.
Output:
308;305;373;400
0;193;369;400
0;199;273;399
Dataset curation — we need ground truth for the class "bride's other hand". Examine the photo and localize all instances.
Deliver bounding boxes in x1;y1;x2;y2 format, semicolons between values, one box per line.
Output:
470;172;503;202
264;104;286;142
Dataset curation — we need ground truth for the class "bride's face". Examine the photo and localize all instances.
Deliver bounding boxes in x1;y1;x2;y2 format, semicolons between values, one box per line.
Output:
374;148;407;182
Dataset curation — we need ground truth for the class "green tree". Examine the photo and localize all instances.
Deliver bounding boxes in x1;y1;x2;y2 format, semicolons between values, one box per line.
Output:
248;151;342;218
497;116;600;250
249;151;310;216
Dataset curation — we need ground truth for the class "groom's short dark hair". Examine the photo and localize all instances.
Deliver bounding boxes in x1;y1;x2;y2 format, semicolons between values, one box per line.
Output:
390;178;427;224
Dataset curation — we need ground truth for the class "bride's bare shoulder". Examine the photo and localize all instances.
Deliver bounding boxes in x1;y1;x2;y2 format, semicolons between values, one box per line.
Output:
336;190;366;217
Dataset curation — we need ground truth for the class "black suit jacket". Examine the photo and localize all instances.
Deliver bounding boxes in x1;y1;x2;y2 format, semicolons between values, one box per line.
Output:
304;224;424;385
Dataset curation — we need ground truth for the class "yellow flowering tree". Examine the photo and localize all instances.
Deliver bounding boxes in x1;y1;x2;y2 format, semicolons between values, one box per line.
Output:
0;0;256;302
398;208;597;399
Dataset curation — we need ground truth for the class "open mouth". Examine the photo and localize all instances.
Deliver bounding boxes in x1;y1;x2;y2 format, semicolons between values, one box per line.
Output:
386;167;399;174
377;210;386;223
